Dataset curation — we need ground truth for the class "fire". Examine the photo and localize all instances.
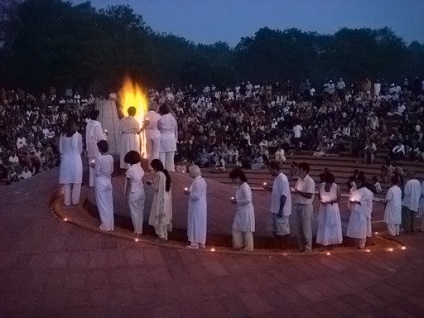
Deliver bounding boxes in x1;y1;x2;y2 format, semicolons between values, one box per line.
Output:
119;77;149;156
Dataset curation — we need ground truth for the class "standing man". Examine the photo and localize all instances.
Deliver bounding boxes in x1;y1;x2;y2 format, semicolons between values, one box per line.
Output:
384;175;402;237
402;171;421;234
144;101;161;167
347;175;374;249
292;162;315;252
267;160;292;250
85;110;107;187
292;122;302;152
158;104;178;171
120;106;140;169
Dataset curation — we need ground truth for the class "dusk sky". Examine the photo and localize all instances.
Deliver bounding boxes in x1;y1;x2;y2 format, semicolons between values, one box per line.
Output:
72;0;424;47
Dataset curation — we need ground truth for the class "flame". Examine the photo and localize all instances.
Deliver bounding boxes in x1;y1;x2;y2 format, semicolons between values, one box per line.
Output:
119;77;149;157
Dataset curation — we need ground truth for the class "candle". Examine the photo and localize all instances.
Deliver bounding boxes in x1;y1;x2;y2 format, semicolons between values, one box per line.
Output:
401;246;406;250
231;196;235;200
326;252;331;256
184;187;189;192
263;182;267;186
210;248;216;252
91;159;95;164
104;129;108;133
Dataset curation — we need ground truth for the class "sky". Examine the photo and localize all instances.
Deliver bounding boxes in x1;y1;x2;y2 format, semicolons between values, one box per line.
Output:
72;0;424;47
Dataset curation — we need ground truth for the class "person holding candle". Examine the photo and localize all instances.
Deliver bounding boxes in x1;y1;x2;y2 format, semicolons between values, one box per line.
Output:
124;150;146;236
144;101;162;167
384;174;402;237
292;162;315;252
185;165;207;249
229;168;255;252
148;159;172;240
158;104;178;172
267;160;292;250
93;140;114;231
85;109;107;187
120;106;140;169
316;171;342;248
346;175;374;249
59;118;83;206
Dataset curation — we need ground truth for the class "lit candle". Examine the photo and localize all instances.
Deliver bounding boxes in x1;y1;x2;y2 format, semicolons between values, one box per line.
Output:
104;129;108;134
401;246;406;250
365;249;371;253
388;248;394;252
184;187;189;192
263;182;267;187
231;196;235;200
374;231;379;235
210;248;216;252
326;252;331;256
63;218;68;222
91;159;95;164
134;238;139;242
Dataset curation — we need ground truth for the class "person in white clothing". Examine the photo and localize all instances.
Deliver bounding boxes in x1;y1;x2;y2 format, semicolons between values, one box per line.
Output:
86;110;107;187
124;150;146;235
158;104;178;171
401;171;421;234
419;181;424;232
59;118;83;206
316;172;343;248
292;123;302;151
93;140;114;231
229;168;255;252
266;161;291;250
185;165;207;249
347;176;374;249
120;107;140;169
384;175;402;237
144;102;162;167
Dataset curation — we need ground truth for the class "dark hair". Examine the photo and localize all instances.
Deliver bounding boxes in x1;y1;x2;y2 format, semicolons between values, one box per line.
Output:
372;176;379;183
323;171;335;184
151;159;171;191
97;140;109;153
268;160;280;170
158;104;170;115
62;118;77;137
89;110;99;120
128;106;136;116
229;168;248;183
391;174;400;185
298;162;310;173
124;150;141;165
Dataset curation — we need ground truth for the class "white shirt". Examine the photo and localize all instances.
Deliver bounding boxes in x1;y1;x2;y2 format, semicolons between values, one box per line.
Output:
270;173;292;216
403;179;421;211
293;125;302;138
294;174;315;205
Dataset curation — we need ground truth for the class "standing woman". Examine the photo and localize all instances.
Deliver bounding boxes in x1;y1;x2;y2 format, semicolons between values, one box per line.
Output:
59;118;83;206
148;159;172;240
124;150;145;235
158;104;178;171
185;165;207;249
229;168;255;251
93;140;114;231
316;172;343;248
384;175;402;236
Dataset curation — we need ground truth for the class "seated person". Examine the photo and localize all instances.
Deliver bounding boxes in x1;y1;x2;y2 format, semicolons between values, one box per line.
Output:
372;176;382;194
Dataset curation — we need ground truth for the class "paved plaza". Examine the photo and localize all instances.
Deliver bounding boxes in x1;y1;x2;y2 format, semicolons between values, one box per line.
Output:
1;168;424;317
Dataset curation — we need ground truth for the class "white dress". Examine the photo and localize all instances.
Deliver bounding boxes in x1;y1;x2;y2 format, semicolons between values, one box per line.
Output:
232;182;255;232
346;187;374;239
316;183;343;245
187;176;207;245
85;119;106;158
384;185;402;225
59;132;83;184
120;116;140;169
158;114;178;153
126;163;145;234
94;154;114;230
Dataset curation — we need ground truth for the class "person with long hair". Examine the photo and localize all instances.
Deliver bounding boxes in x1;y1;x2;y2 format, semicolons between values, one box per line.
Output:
158;104;178;171
316;171;343;248
185;165;207;249
148;159;172;240
59;118;83;206
93;140;114;231
229;168;255;251
124;150;146;236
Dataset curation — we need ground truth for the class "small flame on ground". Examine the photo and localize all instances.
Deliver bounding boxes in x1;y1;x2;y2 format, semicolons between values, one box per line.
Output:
388;248;394;252
401;246;406;250
210;248;216;252
326;252;331;256
119;77;149;156
63;218;68;222
134;238;139;242
374;232;379;235
365;249;371;253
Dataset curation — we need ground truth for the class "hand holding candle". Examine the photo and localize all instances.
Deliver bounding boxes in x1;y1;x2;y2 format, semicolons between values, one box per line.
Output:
230;196;236;204
262;182;268;190
104;129;108;135
184;187;190;195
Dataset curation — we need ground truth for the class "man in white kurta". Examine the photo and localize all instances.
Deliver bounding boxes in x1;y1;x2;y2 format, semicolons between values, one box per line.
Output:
267;161;291;250
186;165;207;249
384;176;402;236
86;110;107;187
158;108;178;172
401;172;421;234
144;104;161;166
120;107;140;169
347;179;374;249
94;140;114;231
293;162;315;252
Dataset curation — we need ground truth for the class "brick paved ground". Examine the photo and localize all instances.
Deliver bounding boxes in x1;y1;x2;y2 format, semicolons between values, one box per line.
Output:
1;168;424;317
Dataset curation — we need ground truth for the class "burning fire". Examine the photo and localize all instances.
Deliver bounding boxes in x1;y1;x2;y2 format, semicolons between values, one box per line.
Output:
119;77;149;157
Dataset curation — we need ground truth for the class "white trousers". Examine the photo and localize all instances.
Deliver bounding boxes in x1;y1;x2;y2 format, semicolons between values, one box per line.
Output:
88;158;95;187
232;229;254;251
146;136;160;165
387;224;400;236
159;152;175;172
128;192;145;234
95;178;114;231
63;183;81;206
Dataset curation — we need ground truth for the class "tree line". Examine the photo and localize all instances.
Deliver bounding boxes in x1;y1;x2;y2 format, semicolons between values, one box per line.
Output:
0;0;423;95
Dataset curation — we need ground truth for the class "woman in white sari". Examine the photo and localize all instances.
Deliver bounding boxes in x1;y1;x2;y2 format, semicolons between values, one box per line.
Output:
148;159;172;240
